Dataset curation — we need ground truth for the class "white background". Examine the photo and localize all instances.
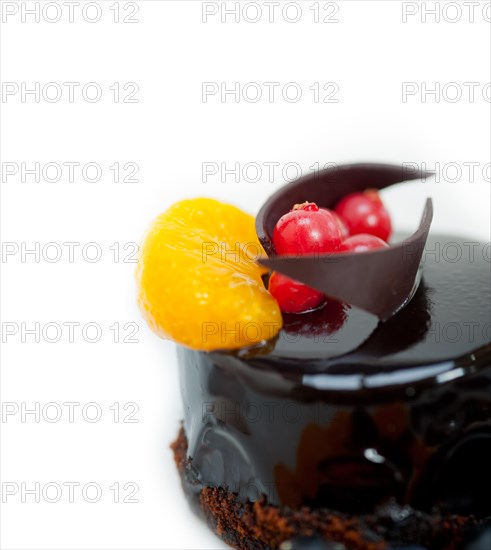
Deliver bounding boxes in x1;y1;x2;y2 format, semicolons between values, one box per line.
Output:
1;1;490;549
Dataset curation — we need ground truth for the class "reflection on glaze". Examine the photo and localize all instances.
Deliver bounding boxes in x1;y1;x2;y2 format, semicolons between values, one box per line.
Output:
244;236;491;381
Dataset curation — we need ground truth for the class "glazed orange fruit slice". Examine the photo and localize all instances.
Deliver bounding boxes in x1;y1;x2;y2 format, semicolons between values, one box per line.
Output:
136;198;282;351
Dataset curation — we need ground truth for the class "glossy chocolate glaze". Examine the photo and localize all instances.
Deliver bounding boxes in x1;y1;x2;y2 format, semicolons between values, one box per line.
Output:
178;235;491;518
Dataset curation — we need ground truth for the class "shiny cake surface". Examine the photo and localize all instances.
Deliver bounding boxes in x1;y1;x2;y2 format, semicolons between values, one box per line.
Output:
178;235;491;517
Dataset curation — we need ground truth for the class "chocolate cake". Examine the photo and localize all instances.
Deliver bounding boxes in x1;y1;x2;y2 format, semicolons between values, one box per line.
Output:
173;232;491;549
137;164;491;550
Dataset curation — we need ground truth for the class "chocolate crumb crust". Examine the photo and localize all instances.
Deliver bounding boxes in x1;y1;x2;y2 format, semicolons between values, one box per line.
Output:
172;428;477;550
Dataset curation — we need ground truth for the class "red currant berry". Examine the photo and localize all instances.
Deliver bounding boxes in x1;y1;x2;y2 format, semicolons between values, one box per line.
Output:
273;202;343;256
268;272;325;314
331;211;350;240
334;190;392;241
339;234;389;253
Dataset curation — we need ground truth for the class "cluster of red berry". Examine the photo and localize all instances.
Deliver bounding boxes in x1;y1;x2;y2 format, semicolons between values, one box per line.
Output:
268;190;392;313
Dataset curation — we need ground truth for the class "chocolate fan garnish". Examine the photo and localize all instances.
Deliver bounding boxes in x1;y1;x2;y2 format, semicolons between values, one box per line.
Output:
257;163;434;320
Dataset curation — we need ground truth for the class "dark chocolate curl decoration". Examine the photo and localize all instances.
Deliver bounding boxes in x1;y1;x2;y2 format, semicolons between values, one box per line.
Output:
256;163;434;320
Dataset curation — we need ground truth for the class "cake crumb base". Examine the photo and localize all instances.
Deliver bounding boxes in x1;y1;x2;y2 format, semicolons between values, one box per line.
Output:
171;427;475;550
